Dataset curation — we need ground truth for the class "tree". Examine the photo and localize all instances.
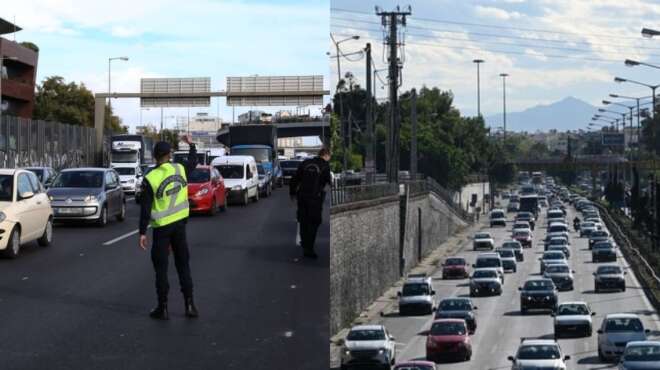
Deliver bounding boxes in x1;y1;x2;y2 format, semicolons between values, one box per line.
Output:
20;41;39;53
33;76;125;132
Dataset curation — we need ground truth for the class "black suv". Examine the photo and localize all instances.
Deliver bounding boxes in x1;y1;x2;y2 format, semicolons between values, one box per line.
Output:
519;278;558;314
592;240;617;263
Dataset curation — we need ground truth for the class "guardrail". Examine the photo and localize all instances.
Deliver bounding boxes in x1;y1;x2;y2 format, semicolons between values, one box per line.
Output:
330;183;399;206
595;203;660;286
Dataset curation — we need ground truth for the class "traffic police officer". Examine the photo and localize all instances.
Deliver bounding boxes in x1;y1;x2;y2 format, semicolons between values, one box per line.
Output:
139;134;199;320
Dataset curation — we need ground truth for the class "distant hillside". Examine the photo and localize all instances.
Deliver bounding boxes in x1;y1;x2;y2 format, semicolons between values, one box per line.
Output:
485;96;598;132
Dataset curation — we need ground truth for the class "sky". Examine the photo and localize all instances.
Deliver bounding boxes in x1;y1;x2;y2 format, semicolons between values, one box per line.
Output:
2;0;329;133
331;0;660;129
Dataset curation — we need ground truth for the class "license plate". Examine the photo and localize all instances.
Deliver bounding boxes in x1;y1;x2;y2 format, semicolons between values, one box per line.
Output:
57;207;79;214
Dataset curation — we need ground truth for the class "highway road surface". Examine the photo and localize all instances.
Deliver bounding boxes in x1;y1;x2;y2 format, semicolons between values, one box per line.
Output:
378;199;660;369
0;190;328;370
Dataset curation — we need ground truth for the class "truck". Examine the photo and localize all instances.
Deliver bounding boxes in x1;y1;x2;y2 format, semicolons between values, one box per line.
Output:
519;195;540;218
110;135;154;200
227;125;282;187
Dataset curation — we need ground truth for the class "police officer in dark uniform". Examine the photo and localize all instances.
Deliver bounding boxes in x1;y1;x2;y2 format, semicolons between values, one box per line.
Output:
289;148;331;259
138;134;199;320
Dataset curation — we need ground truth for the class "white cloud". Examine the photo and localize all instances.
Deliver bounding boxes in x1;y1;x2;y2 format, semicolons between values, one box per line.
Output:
110;26;142;38
474;5;522;20
524;48;547;61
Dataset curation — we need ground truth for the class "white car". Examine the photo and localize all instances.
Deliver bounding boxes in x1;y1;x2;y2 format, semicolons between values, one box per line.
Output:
552;301;595;338
0;169;53;258
212;155;259;206
489;209;507;227
508;338;570;370
473;232;495;251
398;275;435;315
598;313;650;362
341;325;396;369
112;163;142;196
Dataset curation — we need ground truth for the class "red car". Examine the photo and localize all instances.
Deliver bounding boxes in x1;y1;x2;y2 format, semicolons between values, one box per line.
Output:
187;165;227;215
426;319;472;363
441;257;469;279
393;360;437;369
513;230;533;248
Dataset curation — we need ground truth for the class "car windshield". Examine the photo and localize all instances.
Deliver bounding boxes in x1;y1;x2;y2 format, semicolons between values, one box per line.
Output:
546;265;569;273
402;283;430;297
544;253;564;260
114;167;135;175
514;223;528;229
557;304;589;315
445;258;465;266
593;242;614;250
188;169;210;183
550;238;567;245
514;231;529;237
491;212;504;218
476;258;501;268
430;321;466;336
597;266;622;275
497;249;514;258
517;345;561;360
592;231;608;237
111;150;139;163
231;148;270;163
524;280;554;291
582;222;595;228
26;168;44;181
0;174;13;201
473;270;497;279
51;171;103;188
216;165;244;179
475;233;490;239
605;318;644;332
347;329;385;341
439;299;471;311
280;160;302;169
624;345;660;362
549;225;567;233
503;242;521;249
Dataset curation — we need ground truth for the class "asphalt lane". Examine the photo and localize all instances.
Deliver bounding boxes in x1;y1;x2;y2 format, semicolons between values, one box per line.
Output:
0;189;329;370
379;200;660;369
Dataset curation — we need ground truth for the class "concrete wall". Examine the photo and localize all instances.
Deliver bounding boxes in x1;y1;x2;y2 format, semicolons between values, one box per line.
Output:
330;190;469;336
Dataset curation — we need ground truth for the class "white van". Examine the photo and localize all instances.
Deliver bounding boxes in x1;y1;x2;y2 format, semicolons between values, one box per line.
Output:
111;163;142;197
211;155;259;205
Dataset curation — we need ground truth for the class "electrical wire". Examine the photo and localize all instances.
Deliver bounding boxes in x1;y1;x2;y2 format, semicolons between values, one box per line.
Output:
331;19;660;59
331;15;660;52
331;7;650;41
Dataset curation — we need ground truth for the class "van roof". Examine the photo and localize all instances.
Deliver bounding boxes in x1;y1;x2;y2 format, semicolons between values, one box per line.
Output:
210;155;255;166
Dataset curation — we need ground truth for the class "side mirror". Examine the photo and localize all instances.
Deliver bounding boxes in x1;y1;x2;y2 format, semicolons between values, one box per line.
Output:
564;355;571;361
19;191;34;200
431;290;436;295
507;356;515;362
389;335;395;340
597;329;603;334
473;306;478;310
518;287;522;291
645;329;651;334
572;270;576;273
591;312;596;316
397;292;401;297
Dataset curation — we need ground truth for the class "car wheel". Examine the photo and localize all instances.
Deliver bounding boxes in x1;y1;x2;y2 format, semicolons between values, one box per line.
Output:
116;202;126;222
37;217;53;247
97;205;108;227
135;194;141;204
621;285;626;292
243;191;249;206
220;193;227;212
208;197;218;216
1;227;20;259
598;346;605;362
595;285;600;293
521;306;527;315
254;189;259;202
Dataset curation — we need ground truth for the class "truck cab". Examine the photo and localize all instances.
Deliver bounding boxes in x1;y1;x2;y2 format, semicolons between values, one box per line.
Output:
230;144;281;188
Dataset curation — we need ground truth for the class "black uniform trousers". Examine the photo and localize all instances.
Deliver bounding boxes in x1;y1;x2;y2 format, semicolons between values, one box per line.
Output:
297;195;323;252
151;219;194;303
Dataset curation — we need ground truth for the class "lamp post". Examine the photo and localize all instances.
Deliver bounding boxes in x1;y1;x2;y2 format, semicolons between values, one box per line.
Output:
108;56;129;112
473;59;484;117
499;73;509;141
0;55;18;127
330;34;359;183
598;108;625;130
610;94;652;154
615;75;659;119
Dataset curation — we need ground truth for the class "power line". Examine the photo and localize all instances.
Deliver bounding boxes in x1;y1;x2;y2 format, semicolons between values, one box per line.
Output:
333;31;626;64
331;15;660;52
331;7;649;41
332;20;660;59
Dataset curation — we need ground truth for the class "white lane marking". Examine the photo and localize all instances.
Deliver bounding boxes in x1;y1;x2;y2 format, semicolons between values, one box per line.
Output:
102;227;149;246
126;197;135;202
284;331;294;338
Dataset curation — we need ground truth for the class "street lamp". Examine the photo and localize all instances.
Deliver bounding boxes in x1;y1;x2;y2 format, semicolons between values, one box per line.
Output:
473;59;484;117
499;73;509;140
108;56;129;111
0;56;19;126
642;28;660;38
615;76;660;118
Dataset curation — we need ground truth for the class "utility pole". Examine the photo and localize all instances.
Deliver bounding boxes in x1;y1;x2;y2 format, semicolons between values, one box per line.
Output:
365;43;374;184
500;73;509;141
377;6;411;184
410;88;417;179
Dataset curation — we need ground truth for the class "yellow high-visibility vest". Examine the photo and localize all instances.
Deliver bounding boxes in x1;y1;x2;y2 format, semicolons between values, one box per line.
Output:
145;162;189;228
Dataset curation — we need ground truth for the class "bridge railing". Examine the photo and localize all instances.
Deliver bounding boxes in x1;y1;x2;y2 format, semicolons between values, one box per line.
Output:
330;183;399;206
405;177;472;221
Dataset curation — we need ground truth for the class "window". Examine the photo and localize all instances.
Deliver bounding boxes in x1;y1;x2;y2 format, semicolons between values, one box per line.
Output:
401;283;429;297
26;172;42;193
114;167;136;176
52;171;104;188
17;174;32;197
105;172;118;188
346;329;385;341
216;165;244;179
430;321;466;336
0;174;13;201
189;169;210;183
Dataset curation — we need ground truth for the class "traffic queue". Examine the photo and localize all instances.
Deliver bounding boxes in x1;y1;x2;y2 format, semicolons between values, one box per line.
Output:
0;152;283;259
338;176;659;370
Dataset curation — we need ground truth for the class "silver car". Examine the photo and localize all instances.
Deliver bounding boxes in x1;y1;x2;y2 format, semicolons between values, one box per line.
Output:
47;168;126;227
398;276;435;315
598;313;650;362
618;341;660;370
543;262;574;291
552;301;595;338
508;338;570;370
341;325;396;370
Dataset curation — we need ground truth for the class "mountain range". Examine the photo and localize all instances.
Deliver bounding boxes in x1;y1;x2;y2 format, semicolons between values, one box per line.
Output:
484;96;598;132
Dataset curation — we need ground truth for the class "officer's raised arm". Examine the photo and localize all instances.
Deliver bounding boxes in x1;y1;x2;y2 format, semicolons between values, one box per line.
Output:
181;134;197;177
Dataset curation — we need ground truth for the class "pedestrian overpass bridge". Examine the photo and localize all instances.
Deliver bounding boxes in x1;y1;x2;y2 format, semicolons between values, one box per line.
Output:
215;120;330;147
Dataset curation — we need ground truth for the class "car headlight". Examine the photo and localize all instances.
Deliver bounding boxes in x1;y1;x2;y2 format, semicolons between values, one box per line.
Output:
195;188;209;197
232;186;242;191
344;349;350;356
378;348;385;355
48;195;54;201
0;211;5;223
84;195;97;203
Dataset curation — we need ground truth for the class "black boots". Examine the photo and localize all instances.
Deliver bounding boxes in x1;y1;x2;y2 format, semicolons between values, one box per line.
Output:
149;302;169;320
185;297;199;318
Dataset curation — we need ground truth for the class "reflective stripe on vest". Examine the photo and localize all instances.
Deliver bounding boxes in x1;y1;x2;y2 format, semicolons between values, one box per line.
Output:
145;162;189;228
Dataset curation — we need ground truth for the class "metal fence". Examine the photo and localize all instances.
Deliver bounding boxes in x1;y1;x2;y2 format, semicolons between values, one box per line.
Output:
405;177;472;221
330;183;399;206
0;116;97;170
